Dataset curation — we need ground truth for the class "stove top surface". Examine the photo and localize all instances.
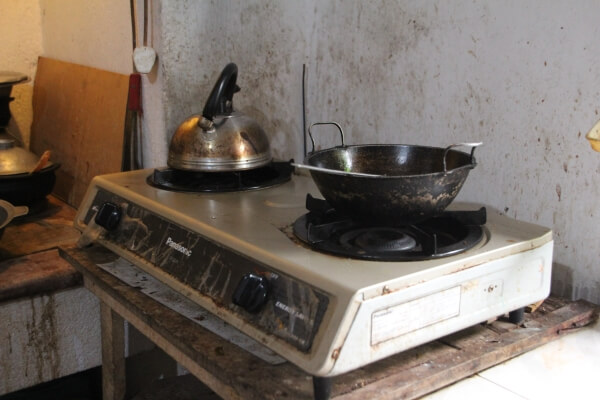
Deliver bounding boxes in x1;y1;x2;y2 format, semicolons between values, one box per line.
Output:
79;168;551;297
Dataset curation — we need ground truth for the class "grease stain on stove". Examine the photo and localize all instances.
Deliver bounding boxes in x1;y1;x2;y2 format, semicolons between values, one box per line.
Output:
263;195;305;209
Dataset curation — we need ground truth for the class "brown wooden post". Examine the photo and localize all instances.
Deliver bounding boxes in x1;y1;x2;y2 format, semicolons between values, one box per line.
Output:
101;302;126;400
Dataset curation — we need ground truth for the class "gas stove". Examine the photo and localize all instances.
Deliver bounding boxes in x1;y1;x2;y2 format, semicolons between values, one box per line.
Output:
74;167;553;378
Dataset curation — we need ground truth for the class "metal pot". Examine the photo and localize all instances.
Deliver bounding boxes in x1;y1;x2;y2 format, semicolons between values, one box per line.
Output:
167;63;271;172
0;134;59;206
300;122;480;225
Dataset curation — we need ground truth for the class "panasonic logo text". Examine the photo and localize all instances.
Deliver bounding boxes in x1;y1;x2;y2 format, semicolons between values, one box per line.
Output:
165;237;192;257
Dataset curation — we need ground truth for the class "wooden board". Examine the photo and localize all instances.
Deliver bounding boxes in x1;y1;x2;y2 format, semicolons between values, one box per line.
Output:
30;57;129;208
0;248;81;303
0;195;79;261
0;195;81;303
60;244;599;400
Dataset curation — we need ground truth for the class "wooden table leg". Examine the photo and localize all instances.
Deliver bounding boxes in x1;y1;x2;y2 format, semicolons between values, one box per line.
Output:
101;301;126;400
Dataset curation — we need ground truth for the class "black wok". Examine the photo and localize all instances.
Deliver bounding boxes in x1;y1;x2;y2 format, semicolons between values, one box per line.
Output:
300;122;480;225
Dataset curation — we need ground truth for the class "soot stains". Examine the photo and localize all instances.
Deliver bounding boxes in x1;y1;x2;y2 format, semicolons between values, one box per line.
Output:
161;2;436;161
25;295;60;382
162;1;302;161
308;2;433;147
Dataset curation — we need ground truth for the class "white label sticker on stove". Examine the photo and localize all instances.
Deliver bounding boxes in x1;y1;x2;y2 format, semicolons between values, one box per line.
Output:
371;286;461;345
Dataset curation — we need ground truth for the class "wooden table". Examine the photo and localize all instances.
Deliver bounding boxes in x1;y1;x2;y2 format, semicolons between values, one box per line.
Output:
0;195;81;302
60;244;599;400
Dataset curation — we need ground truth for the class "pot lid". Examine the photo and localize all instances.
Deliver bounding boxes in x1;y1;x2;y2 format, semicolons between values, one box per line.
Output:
0;71;28;87
0;134;54;175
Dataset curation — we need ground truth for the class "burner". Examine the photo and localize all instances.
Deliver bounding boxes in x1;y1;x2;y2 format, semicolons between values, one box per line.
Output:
341;228;417;252
293;195;486;261
147;161;293;192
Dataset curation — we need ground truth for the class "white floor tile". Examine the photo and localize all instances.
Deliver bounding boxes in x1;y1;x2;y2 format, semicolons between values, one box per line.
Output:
478;319;600;400
421;374;525;399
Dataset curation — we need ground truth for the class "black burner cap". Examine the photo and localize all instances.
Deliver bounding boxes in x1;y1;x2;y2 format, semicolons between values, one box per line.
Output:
147;161;293;192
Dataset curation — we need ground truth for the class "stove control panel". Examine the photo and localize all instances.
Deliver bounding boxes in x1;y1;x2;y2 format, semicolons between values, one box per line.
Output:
232;273;270;313
94;202;122;231
83;190;329;353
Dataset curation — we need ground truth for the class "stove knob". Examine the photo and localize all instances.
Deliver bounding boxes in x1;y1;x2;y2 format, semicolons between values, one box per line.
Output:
95;202;122;231
232;273;269;313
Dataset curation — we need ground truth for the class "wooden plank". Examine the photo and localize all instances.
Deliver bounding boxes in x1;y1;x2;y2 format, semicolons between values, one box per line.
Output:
60;244;599;400
101;302;126;400
0;248;81;303
0;195;79;261
30;57;129;208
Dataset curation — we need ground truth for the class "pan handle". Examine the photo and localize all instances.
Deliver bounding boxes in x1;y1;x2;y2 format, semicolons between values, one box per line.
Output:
443;142;482;174
308;122;345;153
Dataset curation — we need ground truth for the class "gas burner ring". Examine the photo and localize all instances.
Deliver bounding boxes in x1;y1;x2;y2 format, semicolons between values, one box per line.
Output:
340;227;418;253
146;161;293;193
292;201;486;261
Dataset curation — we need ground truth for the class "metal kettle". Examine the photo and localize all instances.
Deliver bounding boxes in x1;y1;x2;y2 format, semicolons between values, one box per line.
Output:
167;63;272;172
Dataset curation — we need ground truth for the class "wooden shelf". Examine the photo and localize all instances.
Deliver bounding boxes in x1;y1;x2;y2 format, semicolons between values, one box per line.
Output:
0;195;81;303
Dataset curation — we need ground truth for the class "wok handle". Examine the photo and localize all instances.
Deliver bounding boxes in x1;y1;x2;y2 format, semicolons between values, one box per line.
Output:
443;142;482;174
307;122;345;153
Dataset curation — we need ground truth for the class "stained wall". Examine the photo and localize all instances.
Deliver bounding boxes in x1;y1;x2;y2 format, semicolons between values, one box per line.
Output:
3;0;598;305
155;1;600;304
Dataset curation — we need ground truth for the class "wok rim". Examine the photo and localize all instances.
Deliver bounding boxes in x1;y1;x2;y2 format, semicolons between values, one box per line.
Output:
304;144;476;179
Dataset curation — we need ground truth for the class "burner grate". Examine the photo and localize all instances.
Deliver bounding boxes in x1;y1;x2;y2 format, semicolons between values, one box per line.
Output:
342;228;418;252
147;161;293;192
293;195;486;261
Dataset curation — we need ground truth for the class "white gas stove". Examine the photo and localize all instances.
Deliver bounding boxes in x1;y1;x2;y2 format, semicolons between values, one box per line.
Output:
74;166;553;378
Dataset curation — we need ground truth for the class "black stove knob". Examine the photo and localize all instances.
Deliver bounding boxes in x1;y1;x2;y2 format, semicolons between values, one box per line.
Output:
95;202;122;231
232;273;269;313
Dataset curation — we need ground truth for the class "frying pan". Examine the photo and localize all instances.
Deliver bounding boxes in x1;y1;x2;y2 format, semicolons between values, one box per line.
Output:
299;122;481;225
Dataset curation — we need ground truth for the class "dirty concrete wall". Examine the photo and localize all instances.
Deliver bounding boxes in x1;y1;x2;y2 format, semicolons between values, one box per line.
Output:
155;0;600;304
0;288;101;394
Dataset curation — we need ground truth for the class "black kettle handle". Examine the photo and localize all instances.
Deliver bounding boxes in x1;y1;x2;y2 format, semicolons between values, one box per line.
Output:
202;63;240;120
